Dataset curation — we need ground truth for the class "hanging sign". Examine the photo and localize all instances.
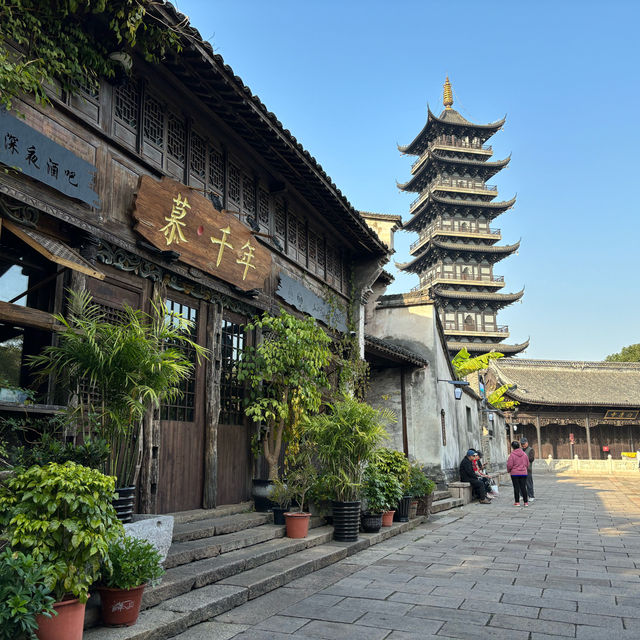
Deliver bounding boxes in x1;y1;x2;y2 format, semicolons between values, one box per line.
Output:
603;410;638;421
132;175;271;291
0;109;100;208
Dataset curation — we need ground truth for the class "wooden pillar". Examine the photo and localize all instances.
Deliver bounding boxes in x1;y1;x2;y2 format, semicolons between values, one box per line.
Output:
203;301;223;508
400;368;409;457
586;414;592;460
536;415;542;461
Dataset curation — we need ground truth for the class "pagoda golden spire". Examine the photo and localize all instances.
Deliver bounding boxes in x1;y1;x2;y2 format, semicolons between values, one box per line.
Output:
443;76;453;109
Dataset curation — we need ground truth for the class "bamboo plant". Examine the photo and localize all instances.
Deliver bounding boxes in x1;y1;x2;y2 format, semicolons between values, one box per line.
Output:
28;289;207;488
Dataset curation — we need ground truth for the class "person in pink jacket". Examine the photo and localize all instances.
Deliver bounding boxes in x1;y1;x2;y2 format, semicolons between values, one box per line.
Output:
507;441;530;506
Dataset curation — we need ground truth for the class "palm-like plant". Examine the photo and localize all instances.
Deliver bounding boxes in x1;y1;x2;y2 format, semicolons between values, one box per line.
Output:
304;395;393;502
28;289;208;487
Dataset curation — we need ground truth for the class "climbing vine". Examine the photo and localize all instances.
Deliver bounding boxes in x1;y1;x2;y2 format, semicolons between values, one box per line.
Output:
0;0;185;110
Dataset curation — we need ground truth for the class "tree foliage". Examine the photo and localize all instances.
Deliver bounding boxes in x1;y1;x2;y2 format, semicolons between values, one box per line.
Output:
238;309;332;481
0;0;184;110
451;347;504;379
487;383;519;410
605;344;640;362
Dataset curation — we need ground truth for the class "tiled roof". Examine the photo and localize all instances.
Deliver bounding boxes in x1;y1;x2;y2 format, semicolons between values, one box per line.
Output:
359;211;404;226
490;359;640;407
154;2;387;257
434;288;525;303
449;340;530;355
365;334;429;367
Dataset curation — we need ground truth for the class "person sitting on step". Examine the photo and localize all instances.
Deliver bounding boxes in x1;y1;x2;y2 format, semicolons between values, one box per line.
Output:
459;449;492;504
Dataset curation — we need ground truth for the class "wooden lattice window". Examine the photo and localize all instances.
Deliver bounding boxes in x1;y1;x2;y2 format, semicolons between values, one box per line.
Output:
297;218;307;262
160;299;198;422
76;75;100;101
143;93;164;147
287;214;298;249
258;188;270;228
219;318;245;425
228;163;241;205
114;79;139;128
190;131;206;180
209;147;225;192
167;111;186;163
274;199;286;244
316;235;326;276
242;174;256;214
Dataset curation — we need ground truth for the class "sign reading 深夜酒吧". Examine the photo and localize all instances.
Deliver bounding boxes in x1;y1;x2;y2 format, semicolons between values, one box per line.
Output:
0;109;100;208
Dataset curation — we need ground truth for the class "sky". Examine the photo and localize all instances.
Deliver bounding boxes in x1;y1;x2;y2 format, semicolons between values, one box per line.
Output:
174;0;639;362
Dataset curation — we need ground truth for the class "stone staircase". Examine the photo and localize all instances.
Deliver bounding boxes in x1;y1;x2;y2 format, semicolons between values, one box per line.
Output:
84;503;427;640
430;488;464;513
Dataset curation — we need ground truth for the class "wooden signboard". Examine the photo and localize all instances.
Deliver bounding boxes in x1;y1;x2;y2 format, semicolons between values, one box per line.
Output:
132;176;271;291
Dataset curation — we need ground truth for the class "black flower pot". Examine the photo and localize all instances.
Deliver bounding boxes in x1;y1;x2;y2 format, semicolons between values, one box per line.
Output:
113;486;136;523
252;479;276;512
361;512;383;533
393;495;412;523
272;506;288;525
332;500;361;541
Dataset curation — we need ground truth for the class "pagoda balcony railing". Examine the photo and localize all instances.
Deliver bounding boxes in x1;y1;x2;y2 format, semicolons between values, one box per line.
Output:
410;180;497;210
411;136;492;170
411;274;505;289
410;225;501;252
443;321;509;335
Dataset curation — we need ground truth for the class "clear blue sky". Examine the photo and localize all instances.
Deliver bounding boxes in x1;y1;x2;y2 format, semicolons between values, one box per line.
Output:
175;0;639;362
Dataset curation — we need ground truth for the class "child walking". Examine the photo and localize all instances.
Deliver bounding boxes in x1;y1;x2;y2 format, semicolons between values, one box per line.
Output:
507;440;529;506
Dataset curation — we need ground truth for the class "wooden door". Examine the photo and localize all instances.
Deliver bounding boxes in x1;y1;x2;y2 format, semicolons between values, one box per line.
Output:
156;294;207;513
216;311;251;505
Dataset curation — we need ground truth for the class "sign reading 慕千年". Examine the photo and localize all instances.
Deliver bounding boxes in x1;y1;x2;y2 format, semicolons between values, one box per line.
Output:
603;410;639;421
132;176;271;291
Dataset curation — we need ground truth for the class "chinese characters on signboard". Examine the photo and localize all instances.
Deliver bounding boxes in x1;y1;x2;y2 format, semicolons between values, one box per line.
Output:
0;109;100;208
132;176;270;291
604;410;639;421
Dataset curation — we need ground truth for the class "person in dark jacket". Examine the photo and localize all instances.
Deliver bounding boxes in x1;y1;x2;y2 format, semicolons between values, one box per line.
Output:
459;449;491;504
520;437;535;501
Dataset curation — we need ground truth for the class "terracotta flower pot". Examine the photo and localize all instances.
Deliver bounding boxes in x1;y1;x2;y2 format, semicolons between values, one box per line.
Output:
381;510;395;527
98;584;146;627
36;598;86;640
284;512;311;538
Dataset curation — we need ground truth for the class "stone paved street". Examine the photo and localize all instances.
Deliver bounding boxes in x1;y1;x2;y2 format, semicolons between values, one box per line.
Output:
174;474;640;639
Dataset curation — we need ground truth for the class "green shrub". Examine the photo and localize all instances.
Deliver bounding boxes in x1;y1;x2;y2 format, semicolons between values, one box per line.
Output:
408;462;436;497
0;461;123;602
15;433;110;470
375;448;411;493
362;464;402;513
0;548;56;640
100;535;164;590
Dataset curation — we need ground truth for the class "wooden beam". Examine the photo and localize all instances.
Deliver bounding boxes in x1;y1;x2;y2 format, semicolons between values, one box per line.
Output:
0;300;62;332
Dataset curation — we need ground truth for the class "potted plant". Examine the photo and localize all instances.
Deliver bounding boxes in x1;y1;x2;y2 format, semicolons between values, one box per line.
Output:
360;464;387;533
376;447;412;522
408;462;436;518
0;461;123;640
278;438;318;539
268;480;291;526
304;395;393;541
97;534;164;627
0;549;56;640
28;289;207;521
237;309;331;509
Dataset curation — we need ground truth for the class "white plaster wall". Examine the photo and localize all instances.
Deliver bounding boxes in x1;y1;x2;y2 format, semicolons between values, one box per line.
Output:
366;369;404;452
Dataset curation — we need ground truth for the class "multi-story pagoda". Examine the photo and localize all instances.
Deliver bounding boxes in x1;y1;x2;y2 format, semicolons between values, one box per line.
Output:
396;78;528;356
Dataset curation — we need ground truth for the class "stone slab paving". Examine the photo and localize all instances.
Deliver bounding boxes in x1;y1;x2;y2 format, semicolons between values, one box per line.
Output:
173;474;640;639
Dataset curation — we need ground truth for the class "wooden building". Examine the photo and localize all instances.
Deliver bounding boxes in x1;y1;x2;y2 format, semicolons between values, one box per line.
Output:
488;359;640;460
0;2;388;513
393;78;527;356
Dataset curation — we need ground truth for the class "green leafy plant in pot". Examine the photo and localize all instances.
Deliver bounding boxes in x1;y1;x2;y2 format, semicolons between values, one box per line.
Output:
375;447;412;522
408;462;436;517
0;461;124;640
237;309;331;509
304;395;393;541
28;289;208;521
97;534;164;627
0;549;56;640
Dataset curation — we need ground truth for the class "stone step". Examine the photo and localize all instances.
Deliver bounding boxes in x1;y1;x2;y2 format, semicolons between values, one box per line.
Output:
83;517;426;640
431;489;451;501
430;497;464;513
168;502;253;525
172;512;271;543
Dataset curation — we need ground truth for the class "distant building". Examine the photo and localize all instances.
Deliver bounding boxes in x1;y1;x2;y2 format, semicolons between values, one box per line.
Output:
488;359;640;459
393;78;527;356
